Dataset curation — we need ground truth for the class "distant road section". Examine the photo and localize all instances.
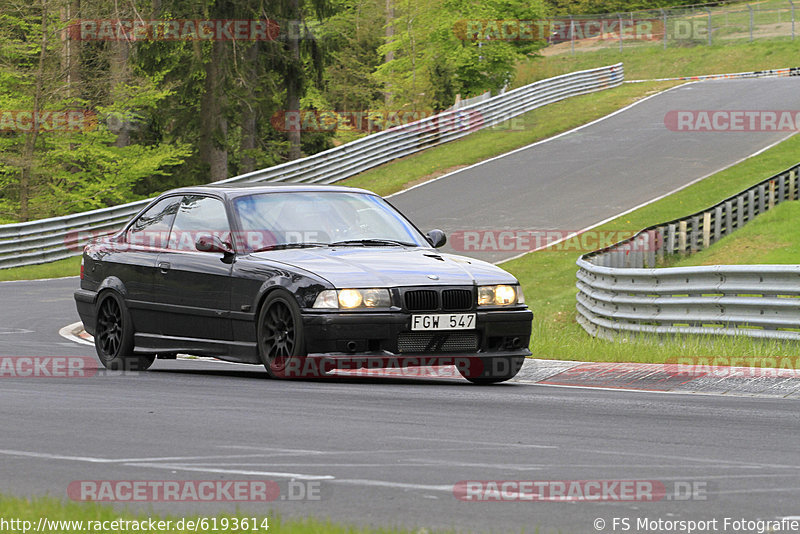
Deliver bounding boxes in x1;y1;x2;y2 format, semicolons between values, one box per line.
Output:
391;78;800;263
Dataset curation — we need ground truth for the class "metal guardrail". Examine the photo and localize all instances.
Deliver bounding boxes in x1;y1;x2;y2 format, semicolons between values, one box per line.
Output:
0;64;624;270
576;162;800;341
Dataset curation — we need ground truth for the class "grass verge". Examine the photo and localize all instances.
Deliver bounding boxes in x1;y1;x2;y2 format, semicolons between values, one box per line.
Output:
0;255;80;282
666;200;800;267
0;494;435;534
517;39;800;85
501;133;800;365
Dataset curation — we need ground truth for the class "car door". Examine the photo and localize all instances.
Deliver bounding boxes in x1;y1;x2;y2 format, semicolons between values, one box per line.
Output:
153;195;234;342
116;195;181;336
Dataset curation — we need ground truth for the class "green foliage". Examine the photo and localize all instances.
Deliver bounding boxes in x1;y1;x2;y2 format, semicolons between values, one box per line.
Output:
375;0;547;111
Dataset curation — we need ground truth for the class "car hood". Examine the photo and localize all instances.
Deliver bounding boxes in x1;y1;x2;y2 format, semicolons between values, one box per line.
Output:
249;247;518;288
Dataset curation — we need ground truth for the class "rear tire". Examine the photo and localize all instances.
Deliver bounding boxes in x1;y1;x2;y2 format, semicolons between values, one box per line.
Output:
257;291;311;378
459;355;525;384
94;291;155;371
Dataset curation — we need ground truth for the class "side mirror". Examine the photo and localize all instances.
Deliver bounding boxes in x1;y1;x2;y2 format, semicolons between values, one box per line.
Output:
196;235;233;256
425;229;447;248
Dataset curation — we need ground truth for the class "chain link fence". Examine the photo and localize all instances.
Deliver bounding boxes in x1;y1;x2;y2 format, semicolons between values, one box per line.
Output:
544;0;796;55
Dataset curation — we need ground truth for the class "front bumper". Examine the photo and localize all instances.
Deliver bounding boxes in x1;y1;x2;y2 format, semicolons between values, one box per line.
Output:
301;307;533;359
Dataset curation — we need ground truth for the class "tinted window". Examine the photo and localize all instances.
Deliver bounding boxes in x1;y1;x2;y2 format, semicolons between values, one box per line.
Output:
127;196;181;248
233;191;427;250
168;195;231;251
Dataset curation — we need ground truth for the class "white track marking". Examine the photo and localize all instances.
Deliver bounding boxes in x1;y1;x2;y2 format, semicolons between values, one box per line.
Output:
387;83;695;200
58;321;93;346
0;276;79;284
396;436;558;449
498;129;799;265
125;462;334;481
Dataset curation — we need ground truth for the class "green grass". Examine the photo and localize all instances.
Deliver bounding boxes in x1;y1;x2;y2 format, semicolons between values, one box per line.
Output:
500;133;800;365
517;39;800;85
341;80;679;196
0;255;80;282
0;494;444;534
668;200;800;267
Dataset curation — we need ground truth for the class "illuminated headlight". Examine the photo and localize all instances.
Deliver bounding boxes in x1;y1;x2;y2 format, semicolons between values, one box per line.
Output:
478;285;523;306
313;289;391;309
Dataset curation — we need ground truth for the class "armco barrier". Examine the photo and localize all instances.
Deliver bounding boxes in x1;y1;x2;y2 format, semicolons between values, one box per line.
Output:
576;162;800;341
0;64;624;270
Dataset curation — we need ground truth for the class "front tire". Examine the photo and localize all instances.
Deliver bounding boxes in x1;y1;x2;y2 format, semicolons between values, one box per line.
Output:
257;291;310;378
94;291;154;371
459;355;525;384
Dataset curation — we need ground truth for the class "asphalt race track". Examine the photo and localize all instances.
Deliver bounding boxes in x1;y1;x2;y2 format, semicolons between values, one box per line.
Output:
2;78;800;533
392;78;800;263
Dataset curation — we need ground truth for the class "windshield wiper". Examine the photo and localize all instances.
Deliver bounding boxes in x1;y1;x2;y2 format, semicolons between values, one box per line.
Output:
330;239;417;247
252;242;329;252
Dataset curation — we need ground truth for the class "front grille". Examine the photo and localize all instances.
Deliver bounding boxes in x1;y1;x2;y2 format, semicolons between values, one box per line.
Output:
442;289;473;311
405;290;438;311
397;332;479;353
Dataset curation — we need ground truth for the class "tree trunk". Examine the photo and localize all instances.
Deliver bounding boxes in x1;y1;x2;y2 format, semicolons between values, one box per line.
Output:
286;0;302;160
239;43;259;174
20;0;50;221
199;40;229;181
384;0;394;105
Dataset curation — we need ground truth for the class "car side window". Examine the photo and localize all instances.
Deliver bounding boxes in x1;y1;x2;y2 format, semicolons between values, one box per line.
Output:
168;195;231;252
126;196;181;248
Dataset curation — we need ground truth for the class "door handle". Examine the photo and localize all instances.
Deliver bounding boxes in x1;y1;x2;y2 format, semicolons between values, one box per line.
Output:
158;262;170;274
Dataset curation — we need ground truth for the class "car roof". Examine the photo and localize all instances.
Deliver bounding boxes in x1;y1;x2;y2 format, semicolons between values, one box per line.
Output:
163;183;376;200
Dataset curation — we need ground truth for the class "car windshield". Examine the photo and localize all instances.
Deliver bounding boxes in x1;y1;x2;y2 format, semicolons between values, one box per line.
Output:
232;191;429;252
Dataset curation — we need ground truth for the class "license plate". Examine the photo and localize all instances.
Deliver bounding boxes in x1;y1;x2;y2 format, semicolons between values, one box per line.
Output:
410;313;476;331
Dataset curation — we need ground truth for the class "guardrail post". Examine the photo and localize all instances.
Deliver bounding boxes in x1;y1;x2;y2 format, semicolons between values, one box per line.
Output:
791;169;797;199
678;220;688;254
657;227;665;263
769;180;776;209
661;8;668;49
618;13;624;52
791;0;796;40
690;215;700;252
778;175;786;203
713;206;722;242
705;7;712;45
667;223;676;254
737;195;745;229
702;212;711;249
748;4;754;41
646;230;656;267
747;189;756;221
724;201;734;235
758;183;767;213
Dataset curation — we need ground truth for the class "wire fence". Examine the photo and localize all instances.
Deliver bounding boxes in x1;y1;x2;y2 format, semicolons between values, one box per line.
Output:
544;0;796;55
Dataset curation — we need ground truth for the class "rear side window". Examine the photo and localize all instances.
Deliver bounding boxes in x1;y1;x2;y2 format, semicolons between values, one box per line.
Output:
168;195;231;251
127;197;181;248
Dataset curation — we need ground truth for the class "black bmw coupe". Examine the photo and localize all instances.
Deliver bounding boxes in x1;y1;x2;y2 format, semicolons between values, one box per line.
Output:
74;184;532;383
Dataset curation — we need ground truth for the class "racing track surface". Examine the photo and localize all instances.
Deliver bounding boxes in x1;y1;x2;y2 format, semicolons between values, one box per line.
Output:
2;78;800;533
392;78;800;263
